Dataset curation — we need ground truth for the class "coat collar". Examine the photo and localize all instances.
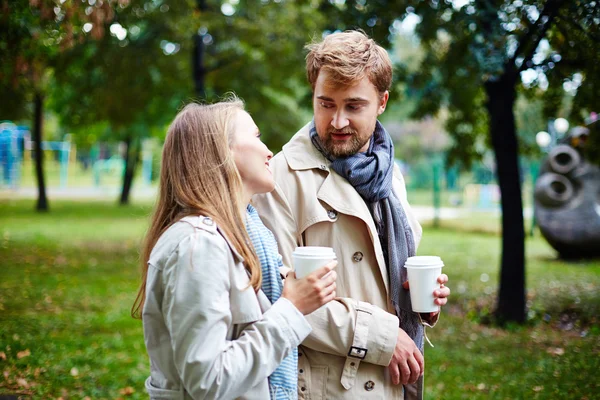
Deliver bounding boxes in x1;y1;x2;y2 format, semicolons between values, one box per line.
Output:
282;122;329;171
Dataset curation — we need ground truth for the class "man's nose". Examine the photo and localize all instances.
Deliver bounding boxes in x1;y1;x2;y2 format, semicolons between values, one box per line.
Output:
331;110;349;130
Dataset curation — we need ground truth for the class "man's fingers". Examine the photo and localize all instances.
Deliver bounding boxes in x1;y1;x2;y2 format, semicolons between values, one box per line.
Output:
387;364;400;386
437;274;449;284
406;356;420;384
398;360;410;385
402;281;410;290
415;349;425;376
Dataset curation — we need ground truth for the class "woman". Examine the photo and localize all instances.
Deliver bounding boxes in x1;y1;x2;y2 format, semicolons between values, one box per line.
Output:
132;98;337;399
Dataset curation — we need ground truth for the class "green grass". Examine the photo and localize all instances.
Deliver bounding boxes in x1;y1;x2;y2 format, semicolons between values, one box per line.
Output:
0;200;598;398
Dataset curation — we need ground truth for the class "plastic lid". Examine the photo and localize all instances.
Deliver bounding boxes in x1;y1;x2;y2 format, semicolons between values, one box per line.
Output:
292;246;336;257
404;256;444;267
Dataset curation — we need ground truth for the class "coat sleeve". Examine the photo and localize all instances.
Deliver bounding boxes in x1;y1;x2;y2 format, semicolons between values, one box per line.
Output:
161;230;311;399
253;187;399;367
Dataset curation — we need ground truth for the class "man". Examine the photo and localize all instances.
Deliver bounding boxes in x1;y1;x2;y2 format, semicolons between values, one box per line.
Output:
253;30;450;399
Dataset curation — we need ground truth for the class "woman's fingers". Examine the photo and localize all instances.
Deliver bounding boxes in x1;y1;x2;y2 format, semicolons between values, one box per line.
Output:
312;260;338;279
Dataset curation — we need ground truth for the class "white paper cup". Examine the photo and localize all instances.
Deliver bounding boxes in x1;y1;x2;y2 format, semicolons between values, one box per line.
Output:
404;256;444;313
292;246;336;279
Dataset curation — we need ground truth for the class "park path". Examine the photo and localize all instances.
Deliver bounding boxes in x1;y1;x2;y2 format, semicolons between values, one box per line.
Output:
0;185;532;220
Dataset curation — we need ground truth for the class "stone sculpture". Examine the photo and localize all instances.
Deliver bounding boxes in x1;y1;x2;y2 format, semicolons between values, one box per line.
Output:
534;126;600;259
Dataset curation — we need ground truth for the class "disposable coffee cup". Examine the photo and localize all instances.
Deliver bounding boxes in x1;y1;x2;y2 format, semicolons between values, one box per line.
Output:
404;256;444;313
292;246;336;279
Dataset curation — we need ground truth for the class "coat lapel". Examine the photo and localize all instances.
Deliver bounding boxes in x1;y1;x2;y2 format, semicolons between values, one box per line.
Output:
283;123;390;294
317;169;390;295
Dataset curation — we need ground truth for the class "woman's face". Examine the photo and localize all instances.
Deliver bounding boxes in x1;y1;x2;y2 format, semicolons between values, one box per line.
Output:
231;110;274;198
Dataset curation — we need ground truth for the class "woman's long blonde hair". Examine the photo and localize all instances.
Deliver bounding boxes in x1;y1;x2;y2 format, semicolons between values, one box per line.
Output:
131;98;262;318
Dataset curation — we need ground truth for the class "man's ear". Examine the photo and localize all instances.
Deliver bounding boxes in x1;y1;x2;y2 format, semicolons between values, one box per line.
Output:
378;91;389;115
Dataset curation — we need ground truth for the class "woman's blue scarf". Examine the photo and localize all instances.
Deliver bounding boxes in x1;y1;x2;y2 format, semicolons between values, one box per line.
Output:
246;204;298;400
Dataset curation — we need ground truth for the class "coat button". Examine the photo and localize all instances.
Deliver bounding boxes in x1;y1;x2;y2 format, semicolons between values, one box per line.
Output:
301;387;306;392
319;164;328;171
352;251;363;262
364;380;375;391
327;209;338;220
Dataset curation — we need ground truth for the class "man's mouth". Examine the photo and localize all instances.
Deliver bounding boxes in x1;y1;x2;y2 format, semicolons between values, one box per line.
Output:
330;131;354;140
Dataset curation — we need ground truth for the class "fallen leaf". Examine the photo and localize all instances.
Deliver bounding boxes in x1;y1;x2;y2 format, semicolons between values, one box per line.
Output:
547;347;565;356
0;352;6;360
70;367;79;377
533;386;544;392
17;349;31;359
119;387;135;395
17;378;29;388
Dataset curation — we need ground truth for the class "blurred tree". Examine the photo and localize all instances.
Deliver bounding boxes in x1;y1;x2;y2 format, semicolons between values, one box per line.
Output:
52;0;324;204
318;0;599;324
51;0;189;205
190;0;324;151
0;0;111;211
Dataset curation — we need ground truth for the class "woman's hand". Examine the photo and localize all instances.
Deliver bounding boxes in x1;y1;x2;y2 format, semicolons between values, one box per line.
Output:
282;261;337;315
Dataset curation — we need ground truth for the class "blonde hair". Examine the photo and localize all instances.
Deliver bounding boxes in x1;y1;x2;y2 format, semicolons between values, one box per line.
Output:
131;98;262;319
305;30;392;95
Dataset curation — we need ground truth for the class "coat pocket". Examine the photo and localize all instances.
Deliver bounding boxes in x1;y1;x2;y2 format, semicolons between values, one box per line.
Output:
145;377;184;400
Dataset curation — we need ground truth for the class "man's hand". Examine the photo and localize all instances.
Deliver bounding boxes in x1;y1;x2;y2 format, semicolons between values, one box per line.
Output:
387;329;424;385
402;273;450;318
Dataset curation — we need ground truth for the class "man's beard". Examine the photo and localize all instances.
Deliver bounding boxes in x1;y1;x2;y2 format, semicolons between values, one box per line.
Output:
320;128;370;158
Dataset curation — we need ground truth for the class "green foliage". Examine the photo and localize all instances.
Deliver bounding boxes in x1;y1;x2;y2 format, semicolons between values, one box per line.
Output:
192;1;324;151
0;0;106;119
318;0;600;165
50;0;189;142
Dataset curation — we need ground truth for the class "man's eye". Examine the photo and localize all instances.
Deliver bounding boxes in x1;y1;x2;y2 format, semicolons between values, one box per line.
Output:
320;102;334;109
347;104;361;111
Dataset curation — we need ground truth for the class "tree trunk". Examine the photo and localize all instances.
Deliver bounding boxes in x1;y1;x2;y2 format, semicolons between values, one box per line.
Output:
193;32;206;98
119;136;139;205
193;0;208;98
33;91;49;212
485;74;526;324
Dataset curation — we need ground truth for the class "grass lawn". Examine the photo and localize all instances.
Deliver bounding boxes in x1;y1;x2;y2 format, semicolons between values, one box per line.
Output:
0;200;598;399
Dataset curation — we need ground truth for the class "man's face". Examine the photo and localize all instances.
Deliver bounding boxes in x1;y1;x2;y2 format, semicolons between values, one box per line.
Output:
313;69;389;157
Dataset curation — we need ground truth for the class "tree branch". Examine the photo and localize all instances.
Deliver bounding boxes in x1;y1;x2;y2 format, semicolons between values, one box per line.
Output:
565;17;600;43
510;0;565;73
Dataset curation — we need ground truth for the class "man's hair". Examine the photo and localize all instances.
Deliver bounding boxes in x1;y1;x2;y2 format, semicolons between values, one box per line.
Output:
305;30;392;94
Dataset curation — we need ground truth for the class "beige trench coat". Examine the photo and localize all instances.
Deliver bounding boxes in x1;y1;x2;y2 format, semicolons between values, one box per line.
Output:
253;123;433;400
142;215;312;400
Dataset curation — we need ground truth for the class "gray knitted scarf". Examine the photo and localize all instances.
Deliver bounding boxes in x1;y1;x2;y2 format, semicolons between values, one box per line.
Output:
309;121;424;351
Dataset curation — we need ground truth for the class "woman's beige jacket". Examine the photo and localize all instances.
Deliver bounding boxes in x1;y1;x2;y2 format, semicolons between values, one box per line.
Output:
142;215;312;399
